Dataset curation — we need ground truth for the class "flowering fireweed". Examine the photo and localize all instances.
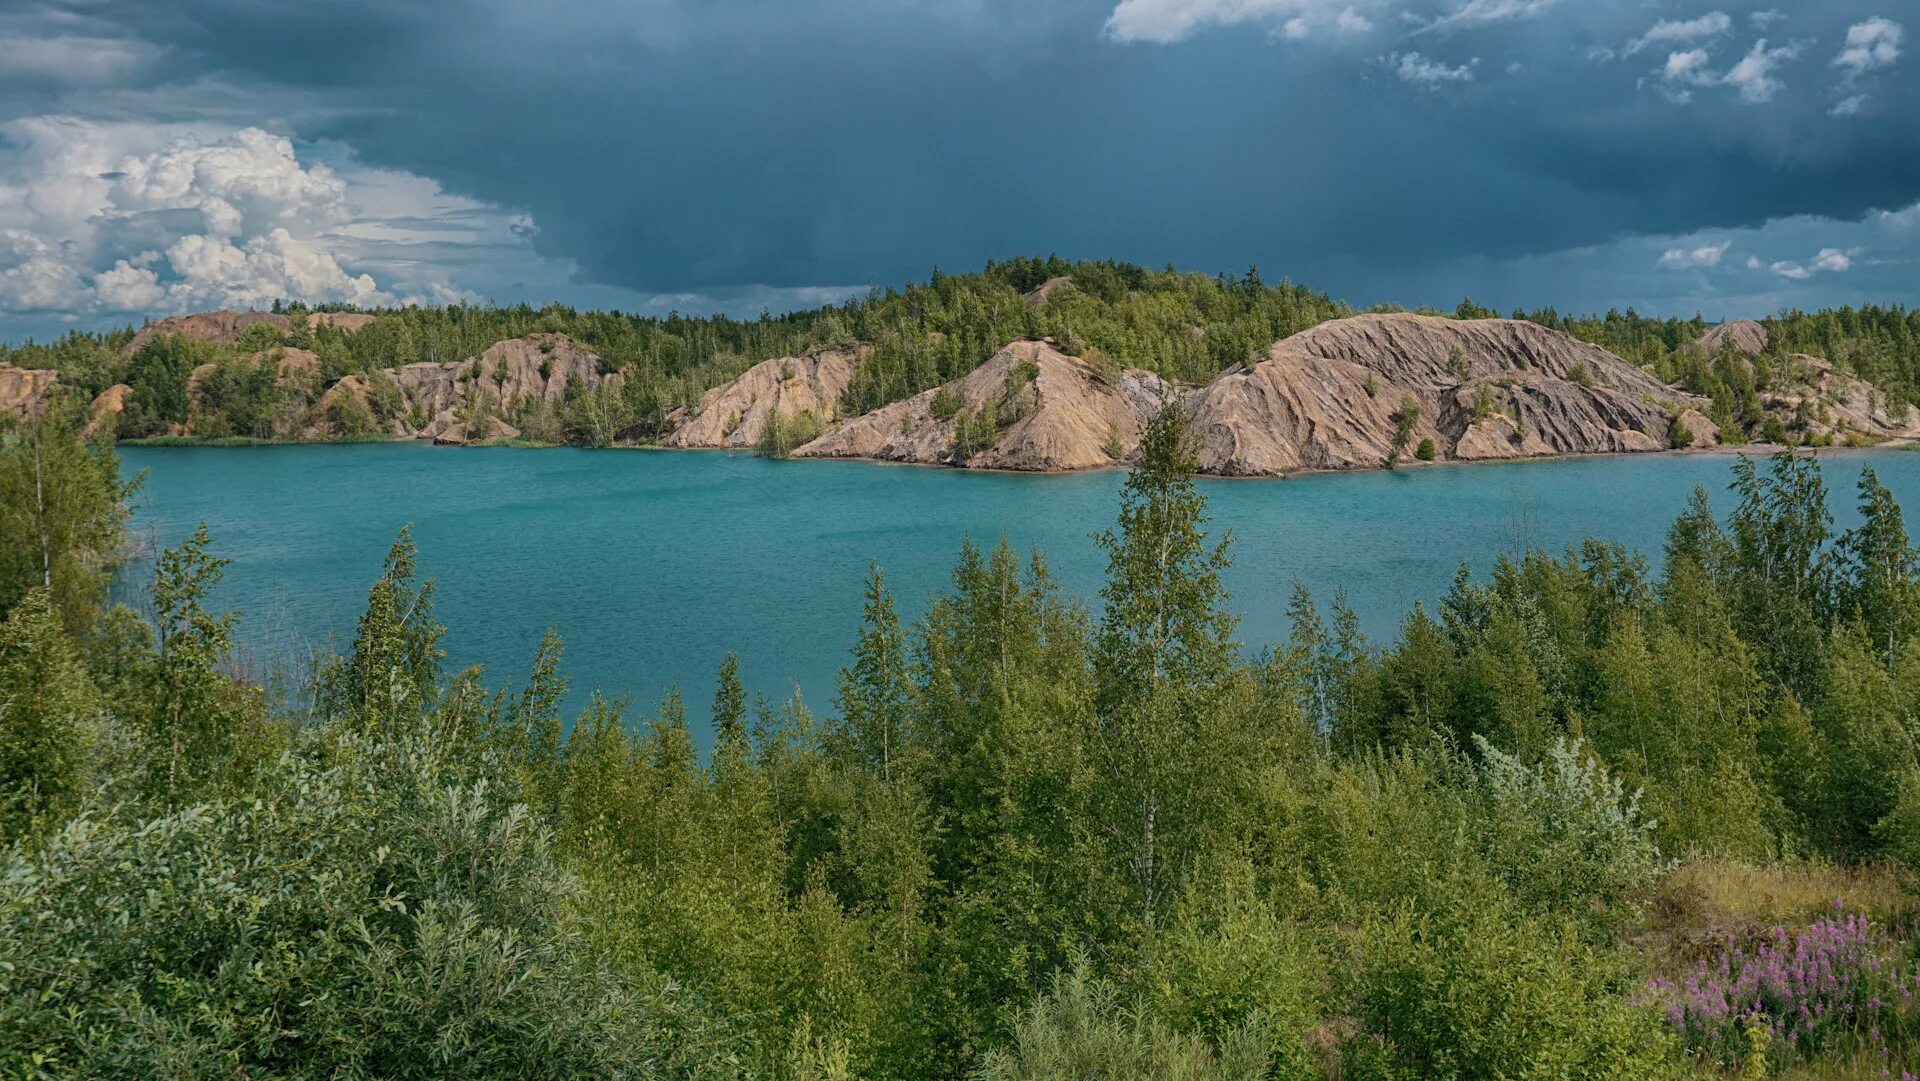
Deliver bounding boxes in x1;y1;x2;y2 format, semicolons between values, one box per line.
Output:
1646;905;1920;1070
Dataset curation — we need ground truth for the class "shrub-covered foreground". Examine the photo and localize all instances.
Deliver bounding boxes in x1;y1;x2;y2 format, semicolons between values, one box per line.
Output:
7;405;1920;1077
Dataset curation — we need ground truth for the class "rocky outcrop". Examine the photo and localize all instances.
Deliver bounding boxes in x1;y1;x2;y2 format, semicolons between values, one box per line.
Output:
123;310;291;358
302;333;611;442
795;340;1171;471
660;347;859;449
1763;353;1920;442
0;365;58;419
1023;276;1074;307
1700;319;1768;358
1186;314;1700;476
432;415;520;445
306;312;376;334
82;384;131;438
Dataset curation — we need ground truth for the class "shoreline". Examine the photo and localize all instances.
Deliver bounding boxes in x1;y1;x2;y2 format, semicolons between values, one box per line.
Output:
112;432;1920;480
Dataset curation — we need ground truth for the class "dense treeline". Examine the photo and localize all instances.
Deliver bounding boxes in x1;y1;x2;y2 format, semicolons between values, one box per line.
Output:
8;259;1919;448
1514;303;1920;433
9;396;1920;1076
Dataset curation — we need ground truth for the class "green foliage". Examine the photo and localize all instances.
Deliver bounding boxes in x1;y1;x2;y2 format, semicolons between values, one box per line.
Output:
0;728;734;1079
16;395;1920;1078
757;408;827;458
1668;417;1694;448
0;589;97;839
123;335;205;436
1345;900;1681;1080
315;526;446;737
1414;437;1436;461
1386;396;1420;468
930;387;964;421
0;403;137;637
978;964;1272;1081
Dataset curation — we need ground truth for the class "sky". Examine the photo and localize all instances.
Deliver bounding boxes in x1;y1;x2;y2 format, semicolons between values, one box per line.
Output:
0;0;1914;340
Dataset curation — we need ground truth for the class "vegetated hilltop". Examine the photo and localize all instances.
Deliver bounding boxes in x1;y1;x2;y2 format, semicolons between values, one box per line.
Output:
4;257;1918;470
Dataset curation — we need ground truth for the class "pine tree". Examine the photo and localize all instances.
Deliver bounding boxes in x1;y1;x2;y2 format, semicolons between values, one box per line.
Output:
142;524;248;806
713;651;748;759
317;525;446;738
837;562;913;782
0;588;97;837
1834;466;1920;667
1092;404;1236;956
508;629;569;811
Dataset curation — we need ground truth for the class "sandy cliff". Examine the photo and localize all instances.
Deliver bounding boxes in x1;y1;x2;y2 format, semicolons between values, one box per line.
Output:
660;348;860;449
795;340;1171;471
1184;314;1701;476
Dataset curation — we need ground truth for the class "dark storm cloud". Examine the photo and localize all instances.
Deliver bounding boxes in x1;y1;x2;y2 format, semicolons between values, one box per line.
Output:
3;0;1917;323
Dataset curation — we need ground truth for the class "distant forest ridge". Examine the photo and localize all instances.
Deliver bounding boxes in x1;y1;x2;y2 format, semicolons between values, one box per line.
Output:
3;256;1918;448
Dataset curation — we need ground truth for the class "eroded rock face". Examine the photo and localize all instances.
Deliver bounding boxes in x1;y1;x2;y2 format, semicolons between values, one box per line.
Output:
122;311;291;358
1763;354;1920;441
83;384;132;438
1700;319;1769;358
302;333;611;441
796;340;1170;471
1022;276;1074;307
1186;314;1698;476
660;348;859;449
307;312;376;334
123;309;373;358
0;365;58;419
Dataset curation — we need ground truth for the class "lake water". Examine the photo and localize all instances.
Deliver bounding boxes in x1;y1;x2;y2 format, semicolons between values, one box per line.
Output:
115;444;1920;742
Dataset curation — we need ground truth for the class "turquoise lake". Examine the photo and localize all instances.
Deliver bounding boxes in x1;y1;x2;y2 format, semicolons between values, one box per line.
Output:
115;445;1920;742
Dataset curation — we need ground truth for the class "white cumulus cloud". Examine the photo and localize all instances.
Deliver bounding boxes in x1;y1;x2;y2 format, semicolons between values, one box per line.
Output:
1658;240;1730;268
1390;51;1479;88
1420;0;1556;34
0;119;544;320
1102;0;1301;44
1624;12;1731;57
1765;247;1855;280
1722;38;1801;103
1834;17;1903;76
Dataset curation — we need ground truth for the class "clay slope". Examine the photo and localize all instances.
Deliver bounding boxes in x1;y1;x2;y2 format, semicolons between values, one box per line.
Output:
123;308;374;357
796;340;1170;471
1187;314;1705;477
1700;319;1768;358
660;347;859;449
308;333;612;443
1764;354;1920;441
1;365;58;419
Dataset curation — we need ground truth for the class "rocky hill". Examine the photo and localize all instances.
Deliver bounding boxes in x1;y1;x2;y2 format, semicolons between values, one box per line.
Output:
1689;321;1920;444
0;365;57;419
1700;318;1768;358
123;309;374;358
1186;314;1709;476
794;340;1171;471
660;347;859;449
307;333;613;443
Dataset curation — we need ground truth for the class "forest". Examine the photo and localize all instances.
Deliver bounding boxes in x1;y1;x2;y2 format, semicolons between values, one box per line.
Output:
6;256;1918;447
7;393;1920;1078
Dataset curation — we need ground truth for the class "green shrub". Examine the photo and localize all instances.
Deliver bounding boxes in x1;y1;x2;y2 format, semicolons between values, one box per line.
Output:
930;388;964;421
757;408;826;458
1345;900;1682;1080
1566;362;1594;388
0;728;736;1078
1668;418;1695;448
979;964;1272;1081
1415;438;1436;461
